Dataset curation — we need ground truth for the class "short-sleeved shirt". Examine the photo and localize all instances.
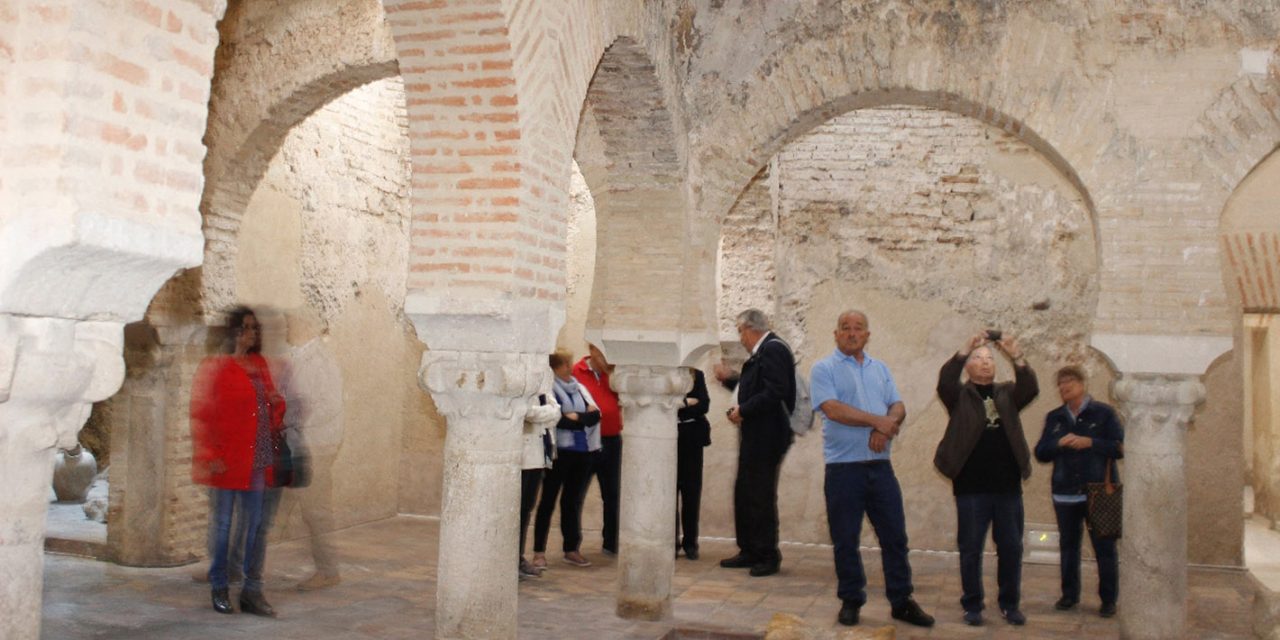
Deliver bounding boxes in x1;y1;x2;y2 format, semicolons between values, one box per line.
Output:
810;349;902;464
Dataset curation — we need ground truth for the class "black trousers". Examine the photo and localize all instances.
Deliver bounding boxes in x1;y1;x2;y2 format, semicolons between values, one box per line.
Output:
676;428;705;551
733;424;791;563
586;435;622;552
519;468;543;558
533;449;594;553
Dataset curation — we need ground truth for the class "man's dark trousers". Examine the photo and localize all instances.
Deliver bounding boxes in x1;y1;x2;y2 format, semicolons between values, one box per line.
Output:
825;460;913;608
956;493;1023;613
733;426;791;564
1054;500;1118;605
588;434;622;553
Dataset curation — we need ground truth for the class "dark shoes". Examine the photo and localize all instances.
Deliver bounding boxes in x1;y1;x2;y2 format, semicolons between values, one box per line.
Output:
837;600;860;626
239;590;276;617
211;588;233;614
1100;602;1117;618
890;598;935;627
963;610;983;626
683;546;699;561
719;553;755;569
1055;596;1078;610
1000;608;1026;625
748;561;780;577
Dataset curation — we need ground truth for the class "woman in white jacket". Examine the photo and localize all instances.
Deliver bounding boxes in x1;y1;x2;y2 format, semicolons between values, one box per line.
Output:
519;387;561;578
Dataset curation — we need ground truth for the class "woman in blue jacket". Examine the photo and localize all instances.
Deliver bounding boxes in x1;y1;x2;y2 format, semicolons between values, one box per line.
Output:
1034;365;1124;618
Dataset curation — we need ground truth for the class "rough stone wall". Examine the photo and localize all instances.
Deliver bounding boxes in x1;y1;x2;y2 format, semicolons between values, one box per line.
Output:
706;103;1244;562
710;105;1096;552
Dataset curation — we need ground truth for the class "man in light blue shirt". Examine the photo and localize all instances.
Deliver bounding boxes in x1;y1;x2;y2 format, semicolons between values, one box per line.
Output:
811;310;932;628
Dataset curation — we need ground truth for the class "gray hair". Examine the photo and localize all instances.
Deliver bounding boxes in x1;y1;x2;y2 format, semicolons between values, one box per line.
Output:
837;309;868;328
735;308;770;332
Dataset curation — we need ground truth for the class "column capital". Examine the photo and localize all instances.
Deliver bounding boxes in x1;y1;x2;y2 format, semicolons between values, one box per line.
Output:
419;350;549;420
1113;373;1206;426
0;315;124;448
612;365;691;411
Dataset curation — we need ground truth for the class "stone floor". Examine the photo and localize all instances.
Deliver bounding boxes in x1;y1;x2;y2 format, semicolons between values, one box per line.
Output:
42;515;1257;639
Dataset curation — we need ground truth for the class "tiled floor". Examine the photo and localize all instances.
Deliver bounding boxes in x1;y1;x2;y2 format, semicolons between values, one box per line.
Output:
41;516;1256;639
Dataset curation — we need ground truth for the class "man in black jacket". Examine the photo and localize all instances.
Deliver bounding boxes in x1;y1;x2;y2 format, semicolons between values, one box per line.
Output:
934;332;1038;627
714;309;796;577
1034;365;1123;618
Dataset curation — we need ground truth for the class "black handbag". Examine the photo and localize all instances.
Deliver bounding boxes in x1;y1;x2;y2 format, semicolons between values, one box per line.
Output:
271;429;311;488
1085;458;1122;539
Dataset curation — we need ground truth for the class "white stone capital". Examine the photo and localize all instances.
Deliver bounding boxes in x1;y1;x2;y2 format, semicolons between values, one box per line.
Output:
612;365;692;410
1112;373;1206;428
0;315;125;448
418;350;550;421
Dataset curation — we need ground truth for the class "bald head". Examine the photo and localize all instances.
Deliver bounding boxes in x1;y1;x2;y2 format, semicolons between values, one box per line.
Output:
836;309;868;329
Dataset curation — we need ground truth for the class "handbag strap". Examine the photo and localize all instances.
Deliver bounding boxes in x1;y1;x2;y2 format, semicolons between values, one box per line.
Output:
1104;458;1116;495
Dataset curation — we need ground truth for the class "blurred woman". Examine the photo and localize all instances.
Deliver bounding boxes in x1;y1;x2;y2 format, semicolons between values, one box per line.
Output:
190;306;286;616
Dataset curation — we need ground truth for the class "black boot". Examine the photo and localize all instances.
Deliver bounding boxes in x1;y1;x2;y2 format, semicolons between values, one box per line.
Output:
211;588;233;614
239;590;277;617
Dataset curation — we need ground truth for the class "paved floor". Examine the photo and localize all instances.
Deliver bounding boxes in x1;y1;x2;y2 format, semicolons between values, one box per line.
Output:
42;516;1256;639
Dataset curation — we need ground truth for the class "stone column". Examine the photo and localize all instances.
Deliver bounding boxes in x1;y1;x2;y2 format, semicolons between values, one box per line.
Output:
419;350;547;640
612;365;692;620
0;316;124;640
107;318;211;567
1112;373;1205;640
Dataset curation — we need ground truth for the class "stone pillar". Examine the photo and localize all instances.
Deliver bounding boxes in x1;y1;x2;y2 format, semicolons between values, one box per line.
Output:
1112;373;1205;640
419;350;547;640
107;318;211;567
612;365;692;620
0;316;124;640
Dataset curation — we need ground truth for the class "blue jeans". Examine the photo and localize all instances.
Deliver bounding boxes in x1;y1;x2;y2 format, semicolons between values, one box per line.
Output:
1054;500;1118;605
208;472;279;592
955;493;1023;613
824;461;913;608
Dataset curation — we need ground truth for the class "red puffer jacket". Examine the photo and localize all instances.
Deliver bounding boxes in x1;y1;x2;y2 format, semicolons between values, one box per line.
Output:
190;354;286;489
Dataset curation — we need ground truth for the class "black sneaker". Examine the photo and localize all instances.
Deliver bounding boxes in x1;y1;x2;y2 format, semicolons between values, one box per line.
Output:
837;600;860;626
1100;602;1117;618
1055;596;1078;610
891;598;935;627
683;546;699;561
1000;608;1026;625
719;553;755;569
963;610;983;626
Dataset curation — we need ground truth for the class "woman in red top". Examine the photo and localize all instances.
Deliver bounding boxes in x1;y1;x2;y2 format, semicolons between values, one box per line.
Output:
190;306;285;616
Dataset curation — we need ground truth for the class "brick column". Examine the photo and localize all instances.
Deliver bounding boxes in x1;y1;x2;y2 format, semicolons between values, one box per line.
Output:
611;366;691;620
1112;373;1205;640
0;317;124;640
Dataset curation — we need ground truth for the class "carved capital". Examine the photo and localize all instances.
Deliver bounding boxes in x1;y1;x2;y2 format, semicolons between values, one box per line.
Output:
0;315;125;448
419;350;549;420
1112;373;1206;428
613;365;691;411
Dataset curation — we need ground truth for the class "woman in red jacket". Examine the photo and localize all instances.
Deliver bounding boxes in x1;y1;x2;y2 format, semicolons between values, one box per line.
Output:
191;306;285;616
